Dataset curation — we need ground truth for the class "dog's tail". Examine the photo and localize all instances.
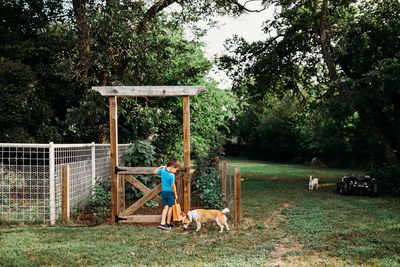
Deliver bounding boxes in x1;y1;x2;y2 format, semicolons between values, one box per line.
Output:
222;208;229;214
310;175;313;181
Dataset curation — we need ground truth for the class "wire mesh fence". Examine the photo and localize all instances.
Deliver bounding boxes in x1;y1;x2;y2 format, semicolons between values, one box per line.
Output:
225;163;236;223
189;161;238;225
0;143;129;224
0;145;50;222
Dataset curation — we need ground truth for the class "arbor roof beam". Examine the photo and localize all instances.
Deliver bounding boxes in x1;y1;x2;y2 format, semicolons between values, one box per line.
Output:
92;86;206;97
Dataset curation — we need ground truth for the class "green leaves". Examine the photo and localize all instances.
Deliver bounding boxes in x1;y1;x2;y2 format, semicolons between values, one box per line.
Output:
219;0;400;168
193;168;223;209
121;140;158;201
121;140;157;167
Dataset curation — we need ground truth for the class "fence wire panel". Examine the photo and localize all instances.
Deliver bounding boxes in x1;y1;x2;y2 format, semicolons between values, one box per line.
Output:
118;145;129;166
54;146;93;216
225;163;235;222
0;145;50;222
95;144;129;180
95;146;111;180
0;143;130;223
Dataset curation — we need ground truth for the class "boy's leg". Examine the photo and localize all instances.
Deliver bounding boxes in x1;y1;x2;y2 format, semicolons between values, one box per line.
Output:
160;205;169;225
166;206;173;225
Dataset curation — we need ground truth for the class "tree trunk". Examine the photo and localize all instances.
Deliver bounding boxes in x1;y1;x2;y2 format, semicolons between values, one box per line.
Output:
73;0;91;81
357;109;399;166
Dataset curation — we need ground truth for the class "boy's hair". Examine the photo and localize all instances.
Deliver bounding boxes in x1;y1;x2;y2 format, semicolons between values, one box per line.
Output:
167;158;181;169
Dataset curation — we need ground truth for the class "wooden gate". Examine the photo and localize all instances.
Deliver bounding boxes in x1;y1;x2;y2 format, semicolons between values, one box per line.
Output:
115;167;184;223
92;85;206;223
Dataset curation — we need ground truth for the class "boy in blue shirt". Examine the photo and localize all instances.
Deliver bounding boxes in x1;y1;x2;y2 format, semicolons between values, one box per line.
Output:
153;158;181;230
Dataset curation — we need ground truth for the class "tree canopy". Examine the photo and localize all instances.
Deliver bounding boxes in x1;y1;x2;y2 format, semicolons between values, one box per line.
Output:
219;0;400;168
0;0;242;160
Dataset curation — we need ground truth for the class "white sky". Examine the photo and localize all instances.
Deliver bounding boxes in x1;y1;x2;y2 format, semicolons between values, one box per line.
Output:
166;1;276;89
198;3;275;89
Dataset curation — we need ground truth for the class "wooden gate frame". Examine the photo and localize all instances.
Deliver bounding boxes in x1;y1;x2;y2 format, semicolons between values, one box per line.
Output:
92;86;205;223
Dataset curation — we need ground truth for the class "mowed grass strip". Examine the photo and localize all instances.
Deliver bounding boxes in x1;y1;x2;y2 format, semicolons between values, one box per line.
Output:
226;157;362;182
228;158;400;266
1;158;400;266
0;224;274;266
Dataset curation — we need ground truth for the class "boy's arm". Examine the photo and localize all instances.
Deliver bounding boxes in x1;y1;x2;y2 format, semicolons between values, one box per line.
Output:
153;166;166;175
171;184;178;200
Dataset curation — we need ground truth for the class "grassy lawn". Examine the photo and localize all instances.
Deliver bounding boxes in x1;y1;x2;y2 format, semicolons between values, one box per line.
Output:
1;158;400;266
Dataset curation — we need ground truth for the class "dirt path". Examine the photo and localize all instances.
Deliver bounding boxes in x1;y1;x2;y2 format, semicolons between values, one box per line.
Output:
268;203;304;266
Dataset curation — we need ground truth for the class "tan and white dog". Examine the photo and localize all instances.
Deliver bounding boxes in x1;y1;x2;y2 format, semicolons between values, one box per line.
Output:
309;175;319;191
182;208;230;232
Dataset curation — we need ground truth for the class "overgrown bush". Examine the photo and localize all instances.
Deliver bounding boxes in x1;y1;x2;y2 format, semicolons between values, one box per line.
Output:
371;165;400;195
192;147;224;209
193;168;223;209
74;176;111;224
121;140;157;167
121;140;158;202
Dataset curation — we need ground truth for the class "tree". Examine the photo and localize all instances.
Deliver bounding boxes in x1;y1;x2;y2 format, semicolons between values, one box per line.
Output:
220;0;400;167
0;0;81;143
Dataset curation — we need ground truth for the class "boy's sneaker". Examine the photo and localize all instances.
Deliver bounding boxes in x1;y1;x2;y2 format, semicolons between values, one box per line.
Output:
157;224;170;230
167;223;174;228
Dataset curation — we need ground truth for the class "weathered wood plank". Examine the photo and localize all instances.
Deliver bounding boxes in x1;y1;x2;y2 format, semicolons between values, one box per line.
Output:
124;175;163;205
175;171;184;208
119;215;162;223
117;173;125;213
109;96;118;224
118;166;194;175
221;161;226;202
92;86;206;97
183;96;191;213
62;164;70;223
118;167;156;175
120;183;162;216
215;156;220;171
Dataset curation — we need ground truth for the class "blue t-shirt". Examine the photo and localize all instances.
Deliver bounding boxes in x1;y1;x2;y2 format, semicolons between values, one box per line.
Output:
157;168;175;192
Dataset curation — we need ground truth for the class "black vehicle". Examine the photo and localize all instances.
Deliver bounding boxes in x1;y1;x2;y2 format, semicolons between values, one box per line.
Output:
336;174;378;197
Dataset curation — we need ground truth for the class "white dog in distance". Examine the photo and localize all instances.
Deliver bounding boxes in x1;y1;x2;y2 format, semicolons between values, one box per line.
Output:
309;176;319;191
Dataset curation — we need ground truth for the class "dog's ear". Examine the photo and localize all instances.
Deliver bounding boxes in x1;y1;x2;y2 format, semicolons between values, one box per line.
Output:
182;212;187;218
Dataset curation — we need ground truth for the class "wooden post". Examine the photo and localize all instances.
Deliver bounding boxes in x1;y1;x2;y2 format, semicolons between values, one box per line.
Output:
109;96;118;223
221;161;226;201
215;156;220;171
62;164;70;223
117;174;125;213
175;171;184;208
183;96;191;213
234;168;241;226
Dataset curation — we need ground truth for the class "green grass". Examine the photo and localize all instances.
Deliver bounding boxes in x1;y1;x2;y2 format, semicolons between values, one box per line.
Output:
1;158;400;266
226;157;363;181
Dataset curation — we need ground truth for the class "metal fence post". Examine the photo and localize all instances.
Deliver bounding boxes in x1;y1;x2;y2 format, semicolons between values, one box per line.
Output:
49;142;56;225
91;142;96;193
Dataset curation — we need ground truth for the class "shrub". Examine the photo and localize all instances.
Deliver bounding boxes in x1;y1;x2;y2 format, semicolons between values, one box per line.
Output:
370;165;400;195
193;168;223;209
73;176;111;224
121;140;158;202
192;147;224;209
121;140;157;167
89;177;111;223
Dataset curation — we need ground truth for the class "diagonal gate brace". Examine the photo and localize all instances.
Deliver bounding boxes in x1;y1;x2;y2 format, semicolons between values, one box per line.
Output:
120;183;162;216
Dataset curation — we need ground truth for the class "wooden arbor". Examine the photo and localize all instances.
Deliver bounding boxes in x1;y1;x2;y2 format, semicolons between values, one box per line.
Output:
92;86;205;223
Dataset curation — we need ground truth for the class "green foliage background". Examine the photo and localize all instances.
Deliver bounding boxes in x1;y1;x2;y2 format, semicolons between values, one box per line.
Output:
0;0;237;161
